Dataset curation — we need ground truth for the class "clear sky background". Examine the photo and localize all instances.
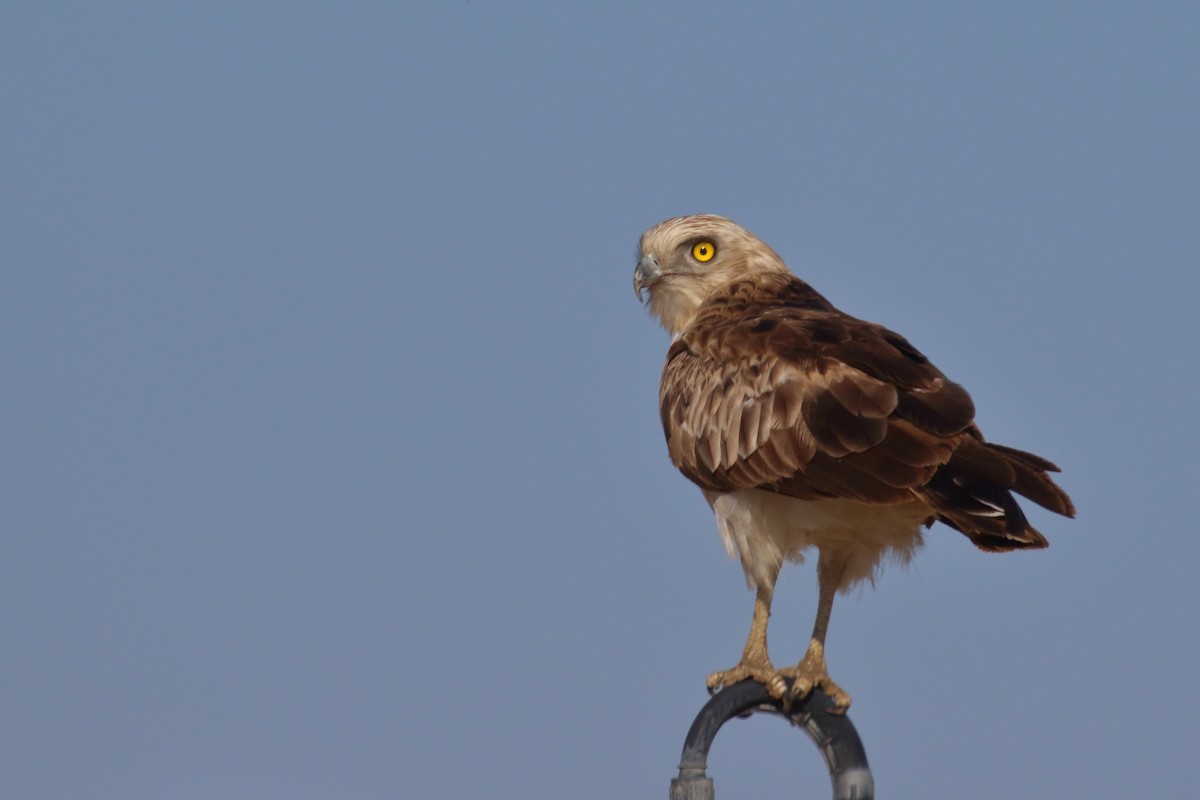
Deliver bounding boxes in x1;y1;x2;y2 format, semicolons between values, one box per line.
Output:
4;3;1198;798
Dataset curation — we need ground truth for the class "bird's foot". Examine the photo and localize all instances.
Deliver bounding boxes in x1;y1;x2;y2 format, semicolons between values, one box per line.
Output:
779;647;851;712
706;656;789;700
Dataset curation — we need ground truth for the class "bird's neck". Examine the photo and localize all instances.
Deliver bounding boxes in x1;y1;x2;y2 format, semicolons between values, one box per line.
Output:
647;275;714;336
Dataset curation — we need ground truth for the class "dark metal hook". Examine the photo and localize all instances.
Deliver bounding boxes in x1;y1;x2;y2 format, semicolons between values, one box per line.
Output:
669;679;873;800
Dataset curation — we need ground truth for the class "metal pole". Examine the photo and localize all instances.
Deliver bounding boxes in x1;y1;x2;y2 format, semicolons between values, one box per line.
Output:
669;679;873;800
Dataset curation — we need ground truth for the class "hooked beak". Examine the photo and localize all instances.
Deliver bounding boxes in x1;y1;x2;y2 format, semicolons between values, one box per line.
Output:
634;253;660;302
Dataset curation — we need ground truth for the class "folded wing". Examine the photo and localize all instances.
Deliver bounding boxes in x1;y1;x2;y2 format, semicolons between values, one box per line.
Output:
660;274;1075;551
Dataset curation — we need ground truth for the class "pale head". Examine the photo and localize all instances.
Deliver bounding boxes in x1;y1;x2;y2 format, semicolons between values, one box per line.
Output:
634;214;790;335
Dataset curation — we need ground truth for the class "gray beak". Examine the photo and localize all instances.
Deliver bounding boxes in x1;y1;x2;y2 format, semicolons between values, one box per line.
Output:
634;253;660;302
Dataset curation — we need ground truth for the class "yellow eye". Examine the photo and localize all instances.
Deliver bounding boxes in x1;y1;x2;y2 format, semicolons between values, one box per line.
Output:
692;241;716;262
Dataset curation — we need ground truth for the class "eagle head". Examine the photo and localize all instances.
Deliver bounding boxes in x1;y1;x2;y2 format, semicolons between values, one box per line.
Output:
634;214;789;335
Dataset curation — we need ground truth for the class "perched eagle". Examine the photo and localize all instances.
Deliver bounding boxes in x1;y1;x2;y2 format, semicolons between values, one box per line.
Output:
634;214;1074;710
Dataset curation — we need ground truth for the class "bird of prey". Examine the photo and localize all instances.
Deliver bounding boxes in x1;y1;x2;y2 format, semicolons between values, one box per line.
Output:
634;214;1074;710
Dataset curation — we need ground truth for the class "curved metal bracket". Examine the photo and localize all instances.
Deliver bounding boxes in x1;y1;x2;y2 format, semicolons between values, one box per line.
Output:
669;679;874;800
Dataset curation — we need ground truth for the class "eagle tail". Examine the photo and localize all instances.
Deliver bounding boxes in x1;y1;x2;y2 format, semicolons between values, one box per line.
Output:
921;440;1075;552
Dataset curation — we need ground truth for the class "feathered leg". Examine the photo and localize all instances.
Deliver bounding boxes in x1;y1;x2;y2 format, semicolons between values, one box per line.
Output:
706;564;788;699
781;549;852;710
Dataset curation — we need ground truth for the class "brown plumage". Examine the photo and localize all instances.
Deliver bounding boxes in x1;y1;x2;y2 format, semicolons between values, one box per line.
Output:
635;214;1073;709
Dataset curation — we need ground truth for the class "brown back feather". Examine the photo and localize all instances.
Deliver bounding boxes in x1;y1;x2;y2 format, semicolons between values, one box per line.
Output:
659;273;1074;551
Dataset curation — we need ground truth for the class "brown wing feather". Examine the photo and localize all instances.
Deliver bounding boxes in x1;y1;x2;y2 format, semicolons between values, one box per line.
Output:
659;273;1074;550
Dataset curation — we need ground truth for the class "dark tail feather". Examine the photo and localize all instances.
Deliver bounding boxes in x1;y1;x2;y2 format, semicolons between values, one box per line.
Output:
986;443;1076;518
941;515;1050;552
921;439;1072;552
947;441;1076;517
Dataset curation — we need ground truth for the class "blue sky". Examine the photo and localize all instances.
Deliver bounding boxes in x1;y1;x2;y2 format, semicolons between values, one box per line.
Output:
3;3;1198;798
